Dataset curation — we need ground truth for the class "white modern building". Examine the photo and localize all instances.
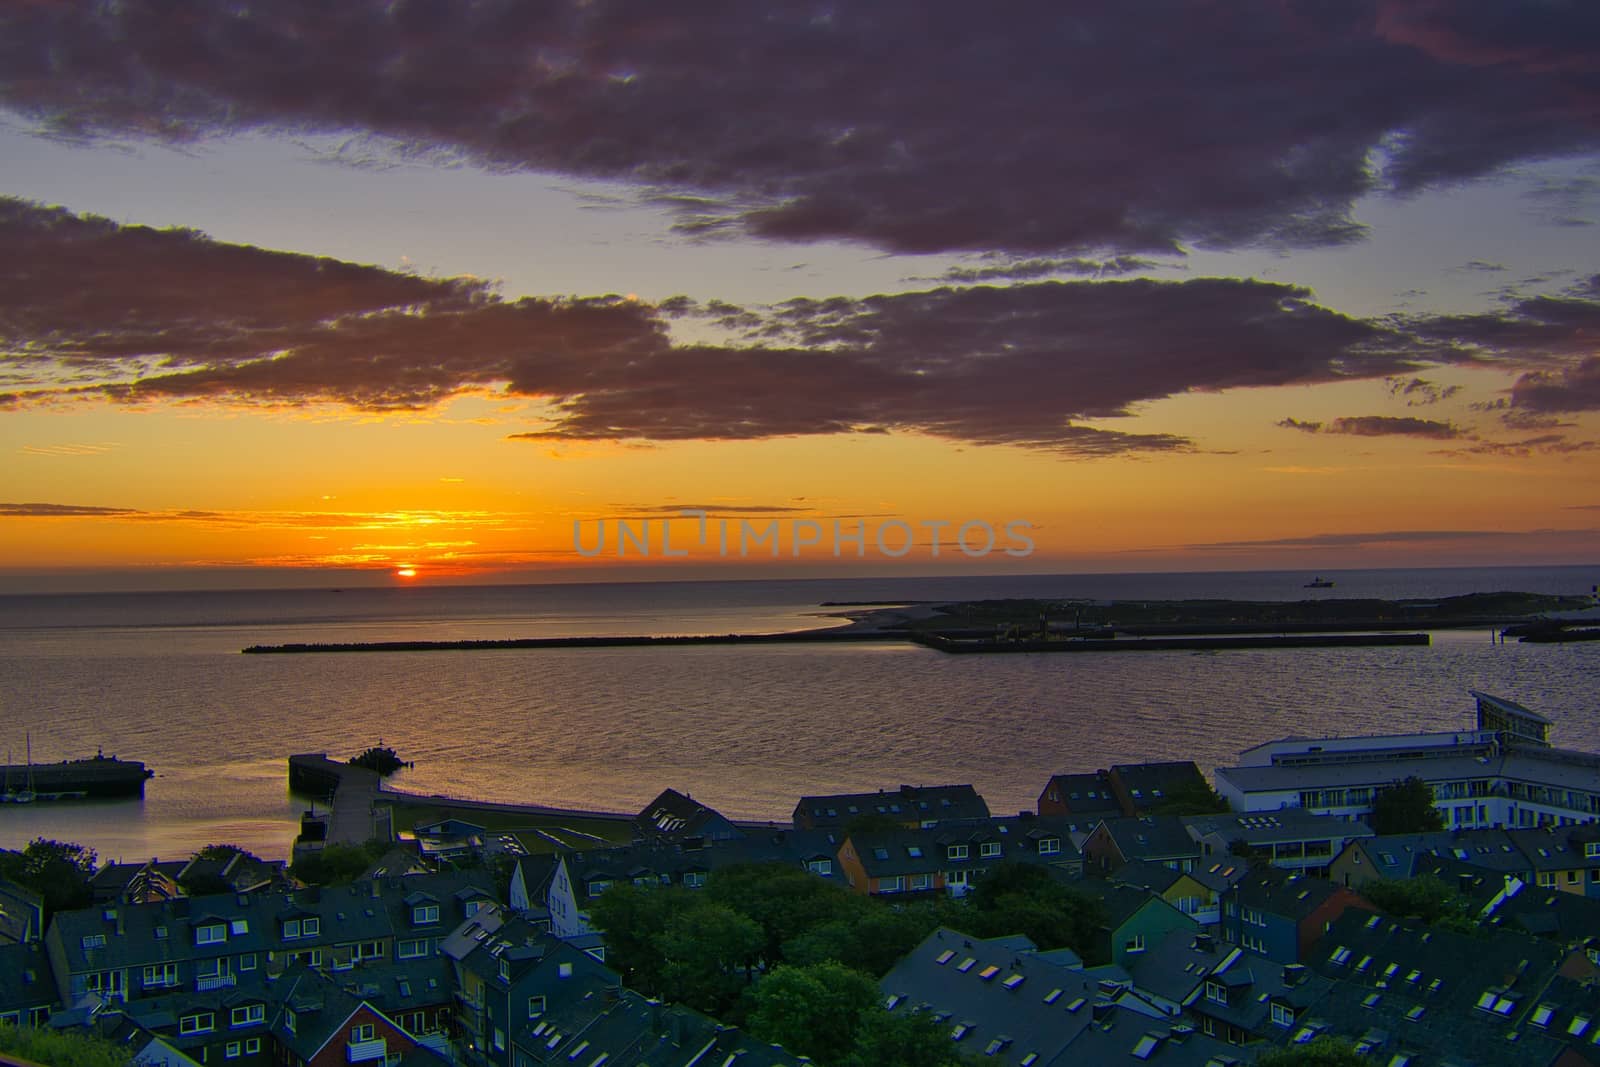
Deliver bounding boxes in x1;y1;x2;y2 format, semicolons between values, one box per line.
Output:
1214;692;1600;830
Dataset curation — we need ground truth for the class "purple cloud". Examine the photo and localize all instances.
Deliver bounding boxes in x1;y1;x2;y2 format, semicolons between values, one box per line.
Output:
1;1;1596;256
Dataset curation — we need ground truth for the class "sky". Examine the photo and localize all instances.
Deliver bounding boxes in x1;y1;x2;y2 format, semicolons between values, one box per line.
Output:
1;1;1597;591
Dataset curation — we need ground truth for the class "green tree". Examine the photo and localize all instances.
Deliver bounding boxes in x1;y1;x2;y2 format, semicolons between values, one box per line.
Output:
288;840;390;886
783;900;942;977
587;883;687;994
957;863;1107;961
1362;875;1477;933
1254;1036;1371;1066
1369;777;1445;835
0;1024;133;1067
707;862;861;967
0;838;96;919
846;1009;969;1067
745;962;881;1066
657;899;764;1017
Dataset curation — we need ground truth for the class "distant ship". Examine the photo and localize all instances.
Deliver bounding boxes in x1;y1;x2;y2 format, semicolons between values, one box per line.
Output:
1304;577;1335;589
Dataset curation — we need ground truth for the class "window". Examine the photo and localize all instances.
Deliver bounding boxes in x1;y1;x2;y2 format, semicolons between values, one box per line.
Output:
979;842;1001;858
947;845;969;860
682;871;707;888
283;919;300;939
81;934;105;950
492;1028;505;1052
935;950;955;965
230;919;248;935
879;875;904;893
231;1004;264;1027
1038;837;1061;855
238;953;256;971
142;963;178;987
285;1011;296;1034
947;869;969;886
906;846;923;858
196;923;227;944
1124;934;1146;954
1531;1004;1555;1028
529;995;547;1018
910;873;931;890
978;965;1001;981
957;957;977;972
413;904;440;924
398;939;429;960
1271;1003;1294;1027
180;1013;215;1035
225;1042;241;1059
805;859;832;875
1205;982;1227;1005
352;1024;375;1042
1585;842;1600;859
245;1039;261;1054
302;918;320;936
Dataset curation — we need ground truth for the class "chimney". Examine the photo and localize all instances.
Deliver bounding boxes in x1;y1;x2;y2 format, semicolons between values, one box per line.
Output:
1283;964;1307;987
1091;999;1116;1023
1193;933;1215;953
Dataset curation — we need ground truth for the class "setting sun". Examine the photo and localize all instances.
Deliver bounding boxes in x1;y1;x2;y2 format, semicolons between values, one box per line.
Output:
396;566;418;579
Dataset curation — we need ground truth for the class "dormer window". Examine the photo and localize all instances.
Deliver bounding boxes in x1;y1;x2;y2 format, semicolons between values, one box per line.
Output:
196;923;226;945
302;918;320;936
979;842;1001;858
947;845;969;860
283;919;300;939
1038;838;1061;855
413;904;440;925
1205;981;1227;1005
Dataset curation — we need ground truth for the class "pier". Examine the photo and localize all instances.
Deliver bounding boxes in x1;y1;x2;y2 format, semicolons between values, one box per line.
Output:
910;632;1431;654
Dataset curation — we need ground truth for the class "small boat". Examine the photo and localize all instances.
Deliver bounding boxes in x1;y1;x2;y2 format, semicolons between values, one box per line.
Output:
1304;577;1335;589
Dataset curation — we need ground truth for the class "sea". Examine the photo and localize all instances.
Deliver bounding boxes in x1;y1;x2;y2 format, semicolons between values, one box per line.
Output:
2;565;1597;865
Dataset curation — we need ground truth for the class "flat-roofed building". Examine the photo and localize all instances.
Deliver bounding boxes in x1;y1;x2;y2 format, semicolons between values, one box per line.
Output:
1215;692;1600;831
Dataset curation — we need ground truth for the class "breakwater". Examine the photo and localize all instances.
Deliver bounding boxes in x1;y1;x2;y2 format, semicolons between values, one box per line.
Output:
911;632;1431;654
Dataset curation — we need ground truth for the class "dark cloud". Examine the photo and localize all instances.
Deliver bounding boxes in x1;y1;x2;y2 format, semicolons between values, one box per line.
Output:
1278;417;1324;433
1455;260;1507;273
929;256;1158;284
1278;413;1464;438
1386;376;1462;405
1326;415;1464;438
1506;356;1600;414
1443;433;1596;457
0;198;1583;458
2;2;1597;256
0;502;139;517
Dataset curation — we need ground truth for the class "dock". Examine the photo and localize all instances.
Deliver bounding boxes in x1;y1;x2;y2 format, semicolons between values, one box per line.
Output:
911;632;1431;654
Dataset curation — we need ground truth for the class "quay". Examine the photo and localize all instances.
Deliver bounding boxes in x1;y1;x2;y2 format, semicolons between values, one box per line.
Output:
911;631;1431;654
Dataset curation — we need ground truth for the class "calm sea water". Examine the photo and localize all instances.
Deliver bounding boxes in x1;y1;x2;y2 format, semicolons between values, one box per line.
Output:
2;566;1596;863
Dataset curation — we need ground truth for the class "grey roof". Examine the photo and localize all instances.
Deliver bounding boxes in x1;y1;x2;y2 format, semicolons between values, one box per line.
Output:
794;783;990;828
1304;909;1568;1064
847;816;1082;881
1050;1006;1244;1066
1041;773;1125;816
1075;879;1172;932
634;788;742;840
880;926;1101;1067
48;869;499;988
0;877;42;943
1108;762;1209;810
1505;825;1600;873
1488;886;1600;944
1121;929;1231;1006
1093;816;1200;863
1184;810;1373;847
1226;865;1352;923
560;828;848;900
0;941;55;1015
